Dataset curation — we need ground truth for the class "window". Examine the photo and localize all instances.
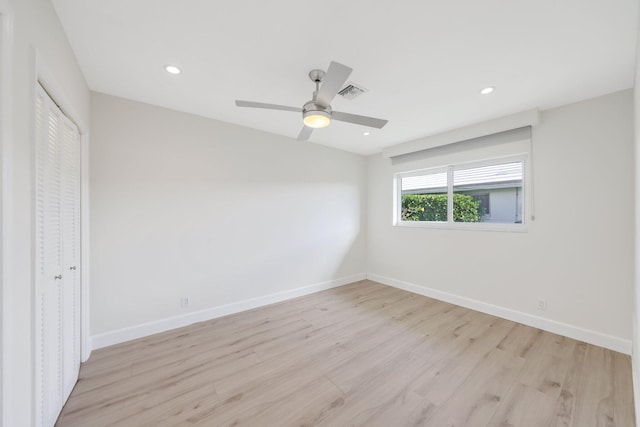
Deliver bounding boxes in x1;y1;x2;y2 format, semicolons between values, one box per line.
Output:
400;169;448;222
395;157;525;229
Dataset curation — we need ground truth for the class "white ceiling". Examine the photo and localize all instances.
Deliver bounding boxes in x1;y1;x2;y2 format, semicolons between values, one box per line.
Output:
52;0;638;156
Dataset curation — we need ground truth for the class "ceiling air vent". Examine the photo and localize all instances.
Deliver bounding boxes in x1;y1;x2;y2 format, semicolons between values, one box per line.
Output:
338;82;368;100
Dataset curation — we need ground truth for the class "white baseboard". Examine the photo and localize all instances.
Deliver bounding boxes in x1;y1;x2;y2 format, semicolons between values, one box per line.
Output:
91;271;632;356
634;366;640;427
367;273;632;355
632;316;639;426
91;273;366;350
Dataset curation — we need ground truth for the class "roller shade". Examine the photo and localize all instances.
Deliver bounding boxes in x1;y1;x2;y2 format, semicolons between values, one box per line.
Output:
383;108;538;161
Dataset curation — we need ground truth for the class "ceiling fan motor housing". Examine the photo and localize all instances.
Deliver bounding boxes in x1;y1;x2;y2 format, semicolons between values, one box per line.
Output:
303;101;331;115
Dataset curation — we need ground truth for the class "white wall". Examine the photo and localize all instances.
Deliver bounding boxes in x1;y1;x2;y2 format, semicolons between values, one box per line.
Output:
2;0;90;425
633;4;640;421
368;90;634;351
89;93;366;338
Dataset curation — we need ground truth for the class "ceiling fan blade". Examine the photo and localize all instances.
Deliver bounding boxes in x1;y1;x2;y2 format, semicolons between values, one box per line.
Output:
297;126;313;141
332;111;388;129
235;100;302;113
315;61;353;108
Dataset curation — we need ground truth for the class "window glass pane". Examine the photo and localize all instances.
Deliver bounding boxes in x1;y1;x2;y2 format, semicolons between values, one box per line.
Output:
401;171;448;222
453;162;523;223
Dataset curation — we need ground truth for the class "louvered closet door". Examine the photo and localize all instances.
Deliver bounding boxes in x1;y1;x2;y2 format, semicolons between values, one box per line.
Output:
60;115;81;401
34;84;82;427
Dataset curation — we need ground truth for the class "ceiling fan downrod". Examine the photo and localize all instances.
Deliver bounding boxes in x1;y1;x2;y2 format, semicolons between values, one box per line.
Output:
308;69;325;101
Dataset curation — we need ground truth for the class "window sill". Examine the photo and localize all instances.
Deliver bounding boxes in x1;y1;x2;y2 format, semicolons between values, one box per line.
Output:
394;220;528;233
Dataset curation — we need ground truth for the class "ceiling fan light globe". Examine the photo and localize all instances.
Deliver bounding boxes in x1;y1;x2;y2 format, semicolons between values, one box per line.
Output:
303;110;331;128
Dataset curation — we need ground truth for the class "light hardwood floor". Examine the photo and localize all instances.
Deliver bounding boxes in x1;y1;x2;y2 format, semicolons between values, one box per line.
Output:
57;280;635;426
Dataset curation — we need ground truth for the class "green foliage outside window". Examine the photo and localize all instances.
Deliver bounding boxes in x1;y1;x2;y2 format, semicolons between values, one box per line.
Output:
401;194;482;222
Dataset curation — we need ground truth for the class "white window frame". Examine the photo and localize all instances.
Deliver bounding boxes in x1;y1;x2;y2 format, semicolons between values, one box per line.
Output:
394;154;528;232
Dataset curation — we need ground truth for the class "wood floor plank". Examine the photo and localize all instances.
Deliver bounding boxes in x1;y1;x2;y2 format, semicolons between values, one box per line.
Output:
324;307;473;395
56;280;635;427
518;332;576;399
613;352;637;427
315;352;434;426
570;345;616;426
410;315;514;405
186;361;332;425
226;377;343;427
550;341;589;427
421;347;525;426
356;388;437;427
486;382;557;427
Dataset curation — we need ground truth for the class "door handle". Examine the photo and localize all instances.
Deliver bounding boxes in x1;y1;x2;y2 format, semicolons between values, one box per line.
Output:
54;274;62;280
69;266;77;271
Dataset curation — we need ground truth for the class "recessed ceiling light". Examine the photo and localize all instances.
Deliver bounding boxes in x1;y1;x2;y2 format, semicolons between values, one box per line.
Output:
363;131;371;136
480;86;494;95
165;65;181;75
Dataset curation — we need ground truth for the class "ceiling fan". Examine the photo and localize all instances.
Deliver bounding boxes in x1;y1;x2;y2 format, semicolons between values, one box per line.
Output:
235;61;388;141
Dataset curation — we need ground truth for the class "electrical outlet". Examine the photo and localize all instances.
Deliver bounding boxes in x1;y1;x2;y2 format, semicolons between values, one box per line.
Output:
537;299;547;311
181;296;190;308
